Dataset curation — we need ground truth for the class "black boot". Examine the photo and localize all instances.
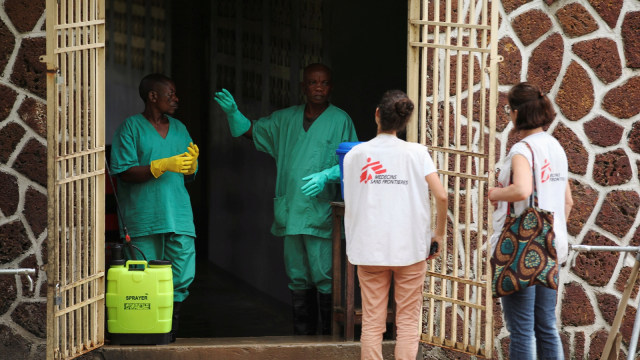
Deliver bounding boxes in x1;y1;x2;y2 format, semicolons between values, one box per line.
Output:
291;289;318;335
319;292;332;335
171;301;181;342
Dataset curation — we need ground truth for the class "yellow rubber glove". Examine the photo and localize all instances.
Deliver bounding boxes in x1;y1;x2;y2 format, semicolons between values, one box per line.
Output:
185;142;199;175
150;153;193;178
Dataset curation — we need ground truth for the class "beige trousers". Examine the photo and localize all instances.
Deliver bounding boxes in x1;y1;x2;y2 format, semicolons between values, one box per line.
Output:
357;260;428;360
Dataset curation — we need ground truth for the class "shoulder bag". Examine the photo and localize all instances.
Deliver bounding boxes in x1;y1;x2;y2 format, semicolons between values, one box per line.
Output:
491;141;559;298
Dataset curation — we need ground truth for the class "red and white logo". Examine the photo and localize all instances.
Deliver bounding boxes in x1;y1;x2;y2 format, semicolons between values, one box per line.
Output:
360;157;387;183
540;159;551;183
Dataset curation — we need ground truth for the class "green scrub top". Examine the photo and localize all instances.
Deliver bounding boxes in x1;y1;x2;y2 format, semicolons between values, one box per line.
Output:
252;104;358;238
110;113;196;238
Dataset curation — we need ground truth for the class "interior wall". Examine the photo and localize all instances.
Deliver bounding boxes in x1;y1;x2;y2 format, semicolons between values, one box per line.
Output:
170;0;210;260
329;2;408;142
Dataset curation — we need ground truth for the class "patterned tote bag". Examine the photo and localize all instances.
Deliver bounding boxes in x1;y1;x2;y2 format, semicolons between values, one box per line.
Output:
491;142;559;298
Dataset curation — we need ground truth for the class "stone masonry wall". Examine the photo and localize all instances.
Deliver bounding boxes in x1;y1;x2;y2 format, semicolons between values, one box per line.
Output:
492;0;640;359
0;0;48;359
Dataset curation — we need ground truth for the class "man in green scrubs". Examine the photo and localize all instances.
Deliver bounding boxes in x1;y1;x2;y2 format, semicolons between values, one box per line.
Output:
111;74;199;342
214;63;358;335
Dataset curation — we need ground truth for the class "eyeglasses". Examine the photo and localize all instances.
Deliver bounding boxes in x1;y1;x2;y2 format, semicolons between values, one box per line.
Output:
504;104;512;115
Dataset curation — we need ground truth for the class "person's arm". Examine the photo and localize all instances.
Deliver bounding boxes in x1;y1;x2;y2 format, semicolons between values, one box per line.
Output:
213;89;252;138
488;154;532;203
564;181;573;222
118;165;155;183
425;172;448;258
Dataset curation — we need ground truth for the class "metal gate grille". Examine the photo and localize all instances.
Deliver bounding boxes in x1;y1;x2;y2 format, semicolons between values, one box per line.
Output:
43;0;106;358
407;0;500;358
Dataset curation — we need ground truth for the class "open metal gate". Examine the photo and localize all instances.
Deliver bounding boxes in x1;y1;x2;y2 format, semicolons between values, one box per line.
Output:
407;0;500;358
43;0;106;358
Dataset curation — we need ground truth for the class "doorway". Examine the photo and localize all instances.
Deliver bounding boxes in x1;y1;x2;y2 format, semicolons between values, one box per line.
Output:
104;0;408;338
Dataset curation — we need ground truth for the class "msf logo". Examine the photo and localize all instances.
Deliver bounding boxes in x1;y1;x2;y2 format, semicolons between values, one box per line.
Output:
540;159;551;183
360;157;387;183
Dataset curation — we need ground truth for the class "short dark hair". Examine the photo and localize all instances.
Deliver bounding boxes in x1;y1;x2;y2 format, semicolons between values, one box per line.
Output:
508;82;556;130
139;73;172;103
377;90;414;132
302;63;332;82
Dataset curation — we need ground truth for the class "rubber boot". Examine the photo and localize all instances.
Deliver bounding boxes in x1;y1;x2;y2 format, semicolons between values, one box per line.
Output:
319;292;332;335
292;289;318;335
171;301;181;342
307;288;318;334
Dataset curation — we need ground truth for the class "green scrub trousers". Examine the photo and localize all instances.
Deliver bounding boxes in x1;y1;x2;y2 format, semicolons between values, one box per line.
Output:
284;234;332;294
127;233;196;303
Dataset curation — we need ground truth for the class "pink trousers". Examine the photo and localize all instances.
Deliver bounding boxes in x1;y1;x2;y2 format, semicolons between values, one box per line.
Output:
357;260;428;360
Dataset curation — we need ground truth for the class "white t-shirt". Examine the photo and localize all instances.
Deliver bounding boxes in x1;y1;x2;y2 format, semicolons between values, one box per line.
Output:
343;134;437;266
491;131;570;263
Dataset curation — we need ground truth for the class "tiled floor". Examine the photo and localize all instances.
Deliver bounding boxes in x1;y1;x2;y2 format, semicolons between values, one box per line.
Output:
178;262;293;338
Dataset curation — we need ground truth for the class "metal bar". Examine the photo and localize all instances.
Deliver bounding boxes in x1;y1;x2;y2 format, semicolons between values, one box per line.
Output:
627;291;640;359
406;0;420;143
56;272;105;294
54;19;105;29
44;0;57;354
451;0;463;344
484;0;499;354
423;293;486;311
56;146;106;161
0;268;36;276
54;293;105;317
418;0;428;146
95;0;107;345
410;19;491;30
429;145;489;159
424;272;485;287
56;168;105;185
54;42;106;54
571;245;640;252
83;3;91;348
438;170;487;182
410;41;491;53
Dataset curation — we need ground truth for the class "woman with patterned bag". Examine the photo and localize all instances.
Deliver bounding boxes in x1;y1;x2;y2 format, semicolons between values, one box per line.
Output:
488;82;574;360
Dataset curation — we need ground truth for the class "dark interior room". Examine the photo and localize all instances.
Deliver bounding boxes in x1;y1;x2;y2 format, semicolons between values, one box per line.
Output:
105;0;407;338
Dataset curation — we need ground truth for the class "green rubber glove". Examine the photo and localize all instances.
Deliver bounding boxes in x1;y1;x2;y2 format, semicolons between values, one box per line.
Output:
300;165;341;197
185;142;199;175
150;153;193;178
213;88;251;137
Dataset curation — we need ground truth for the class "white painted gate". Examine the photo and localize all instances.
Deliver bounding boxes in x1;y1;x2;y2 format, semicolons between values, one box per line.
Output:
43;0;106;358
407;0;500;357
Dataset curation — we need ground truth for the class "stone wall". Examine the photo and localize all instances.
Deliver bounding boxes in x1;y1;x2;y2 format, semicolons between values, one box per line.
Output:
0;0;48;359
492;0;640;359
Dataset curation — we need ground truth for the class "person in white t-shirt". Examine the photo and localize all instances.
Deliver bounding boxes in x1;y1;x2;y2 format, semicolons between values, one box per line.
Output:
343;90;447;360
488;82;573;360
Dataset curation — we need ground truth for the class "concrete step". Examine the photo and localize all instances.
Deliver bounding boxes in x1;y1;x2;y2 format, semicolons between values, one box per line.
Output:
86;336;397;360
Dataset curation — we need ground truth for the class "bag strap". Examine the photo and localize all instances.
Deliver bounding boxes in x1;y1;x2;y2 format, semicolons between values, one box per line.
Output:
507;141;539;215
522;141;540;208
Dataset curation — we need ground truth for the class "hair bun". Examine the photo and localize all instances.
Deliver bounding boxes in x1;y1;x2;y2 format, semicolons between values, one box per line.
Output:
395;100;414;118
